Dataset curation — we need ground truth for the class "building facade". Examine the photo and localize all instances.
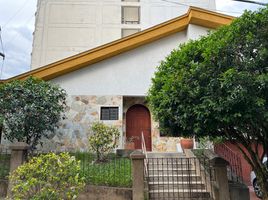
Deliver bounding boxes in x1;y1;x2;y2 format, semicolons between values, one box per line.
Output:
0;7;233;151
31;0;216;69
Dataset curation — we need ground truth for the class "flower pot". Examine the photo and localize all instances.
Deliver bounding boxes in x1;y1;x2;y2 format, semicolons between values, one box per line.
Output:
125;142;135;150
180;138;194;150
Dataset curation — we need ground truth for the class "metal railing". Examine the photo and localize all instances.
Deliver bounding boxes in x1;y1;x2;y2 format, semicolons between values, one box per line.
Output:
146;157;214;199
141;132;148;176
214;143;243;183
28;150;132;188
75;153;132;187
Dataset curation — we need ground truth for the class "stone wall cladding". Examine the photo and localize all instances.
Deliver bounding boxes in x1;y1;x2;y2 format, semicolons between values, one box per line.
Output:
41;95;123;151
1;95;180;152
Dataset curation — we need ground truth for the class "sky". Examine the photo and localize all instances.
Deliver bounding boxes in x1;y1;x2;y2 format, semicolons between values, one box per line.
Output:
0;0;267;80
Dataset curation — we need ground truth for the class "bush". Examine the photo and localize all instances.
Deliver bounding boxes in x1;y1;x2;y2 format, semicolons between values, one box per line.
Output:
9;153;85;200
88;122;120;162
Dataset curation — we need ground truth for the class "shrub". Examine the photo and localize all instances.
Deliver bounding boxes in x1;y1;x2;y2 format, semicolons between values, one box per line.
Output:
9;152;85;200
88;122;120;162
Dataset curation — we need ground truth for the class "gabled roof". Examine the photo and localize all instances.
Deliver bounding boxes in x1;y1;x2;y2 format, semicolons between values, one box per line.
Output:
1;7;234;83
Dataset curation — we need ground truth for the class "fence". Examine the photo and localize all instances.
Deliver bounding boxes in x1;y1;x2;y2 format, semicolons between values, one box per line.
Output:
74;152;132;187
27;150;132;188
214;143;243;183
146;157;214;200
1;142;234;200
3;142;144;200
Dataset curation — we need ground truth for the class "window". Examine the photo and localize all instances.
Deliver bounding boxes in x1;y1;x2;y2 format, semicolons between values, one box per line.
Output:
121;28;140;37
101;107;119;120
122;6;140;24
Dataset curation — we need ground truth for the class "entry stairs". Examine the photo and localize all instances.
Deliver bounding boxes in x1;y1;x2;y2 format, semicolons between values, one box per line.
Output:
146;152;213;200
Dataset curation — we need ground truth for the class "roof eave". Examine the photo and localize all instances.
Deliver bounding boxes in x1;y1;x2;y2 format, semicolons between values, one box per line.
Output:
0;7;234;83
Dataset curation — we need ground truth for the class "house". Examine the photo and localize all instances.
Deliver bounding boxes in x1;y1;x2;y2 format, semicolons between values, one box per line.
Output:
1;7;234;152
31;0;216;69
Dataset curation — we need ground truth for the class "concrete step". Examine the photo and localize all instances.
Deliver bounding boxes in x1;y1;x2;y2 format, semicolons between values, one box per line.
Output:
147;158;191;163
147;159;195;166
147;164;195;169
148;168;196;175
149;189;211;199
148;181;206;190
147;174;201;182
147;152;185;158
149;196;212;200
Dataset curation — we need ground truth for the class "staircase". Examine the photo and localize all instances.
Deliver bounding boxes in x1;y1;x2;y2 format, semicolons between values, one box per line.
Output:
146;153;213;200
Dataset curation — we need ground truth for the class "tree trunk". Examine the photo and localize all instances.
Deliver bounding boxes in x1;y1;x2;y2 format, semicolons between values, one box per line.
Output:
236;142;268;199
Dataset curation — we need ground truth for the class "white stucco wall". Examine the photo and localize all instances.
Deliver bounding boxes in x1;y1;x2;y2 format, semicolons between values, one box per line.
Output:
31;0;215;69
51;24;210;95
187;24;211;40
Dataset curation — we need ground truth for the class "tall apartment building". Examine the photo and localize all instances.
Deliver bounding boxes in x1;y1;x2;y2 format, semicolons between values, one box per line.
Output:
31;0;216;69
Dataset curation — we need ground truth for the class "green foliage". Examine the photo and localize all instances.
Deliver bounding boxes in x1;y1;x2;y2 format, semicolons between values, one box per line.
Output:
9;152;85;200
148;6;268;197
88;122;120;162
0;77;66;148
198;136;224;149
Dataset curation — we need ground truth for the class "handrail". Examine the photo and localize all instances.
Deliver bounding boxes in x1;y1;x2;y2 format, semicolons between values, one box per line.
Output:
141;132;148;176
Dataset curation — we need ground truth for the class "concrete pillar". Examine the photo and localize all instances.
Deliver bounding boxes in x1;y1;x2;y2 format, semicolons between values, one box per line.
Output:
8;142;30;196
211;157;230;200
130;151;145;200
9;142;30;173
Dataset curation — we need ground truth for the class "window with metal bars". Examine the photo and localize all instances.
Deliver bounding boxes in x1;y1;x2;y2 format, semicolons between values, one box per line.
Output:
100;107;119;120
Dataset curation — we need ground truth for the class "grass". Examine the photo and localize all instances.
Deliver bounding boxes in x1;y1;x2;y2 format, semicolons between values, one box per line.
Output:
73;152;132;188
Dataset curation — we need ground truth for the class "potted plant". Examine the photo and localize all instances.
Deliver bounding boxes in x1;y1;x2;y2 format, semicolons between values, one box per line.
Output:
180;137;194;151
124;136;137;150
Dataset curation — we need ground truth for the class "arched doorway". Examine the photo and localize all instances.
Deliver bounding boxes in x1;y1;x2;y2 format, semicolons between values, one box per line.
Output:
126;104;152;151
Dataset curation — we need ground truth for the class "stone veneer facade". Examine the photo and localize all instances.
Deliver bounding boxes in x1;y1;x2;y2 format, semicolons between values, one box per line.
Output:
3;95;181;152
41;95;123;151
44;95;180;152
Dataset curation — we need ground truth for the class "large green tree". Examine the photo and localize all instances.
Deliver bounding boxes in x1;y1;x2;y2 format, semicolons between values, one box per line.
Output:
0;77;67;148
148;7;268;198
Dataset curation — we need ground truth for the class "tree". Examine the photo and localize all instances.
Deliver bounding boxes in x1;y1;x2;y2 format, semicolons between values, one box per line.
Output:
148;7;268;198
0;77;66;148
88;122;120;162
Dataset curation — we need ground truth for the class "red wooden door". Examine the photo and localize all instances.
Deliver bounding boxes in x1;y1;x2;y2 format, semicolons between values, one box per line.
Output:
126;104;152;151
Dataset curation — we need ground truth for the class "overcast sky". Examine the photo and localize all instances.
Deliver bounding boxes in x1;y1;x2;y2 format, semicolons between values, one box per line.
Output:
0;0;267;79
